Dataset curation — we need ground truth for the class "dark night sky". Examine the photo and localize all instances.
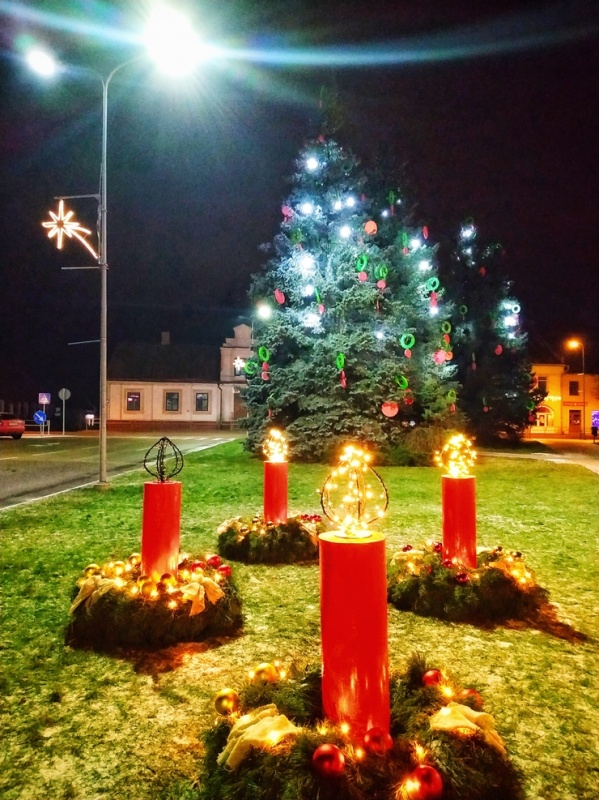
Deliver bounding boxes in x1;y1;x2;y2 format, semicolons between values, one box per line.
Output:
0;0;597;409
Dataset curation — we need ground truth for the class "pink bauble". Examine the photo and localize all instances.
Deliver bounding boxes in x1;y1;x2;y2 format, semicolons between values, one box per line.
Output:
364;220;378;235
274;289;285;305
433;350;446;365
495;344;503;355
262;371;270;381
318;304;325;314
377;279;387;289
358;271;368;282
381;401;399;418
404;348;412;358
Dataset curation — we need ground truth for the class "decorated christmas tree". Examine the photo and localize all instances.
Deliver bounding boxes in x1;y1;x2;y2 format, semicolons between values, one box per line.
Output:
441;223;541;442
243;137;459;462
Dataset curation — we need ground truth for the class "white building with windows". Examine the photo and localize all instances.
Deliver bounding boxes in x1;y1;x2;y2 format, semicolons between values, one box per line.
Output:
529;363;598;438
107;324;252;430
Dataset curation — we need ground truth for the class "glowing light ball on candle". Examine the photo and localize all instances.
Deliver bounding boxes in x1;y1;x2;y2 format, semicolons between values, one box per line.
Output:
320;444;388;537
262;428;289;463
434;433;476;477
312;743;346;777
214;688;240;715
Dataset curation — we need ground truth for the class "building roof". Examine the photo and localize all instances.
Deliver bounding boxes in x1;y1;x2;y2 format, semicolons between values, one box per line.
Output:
108;343;220;382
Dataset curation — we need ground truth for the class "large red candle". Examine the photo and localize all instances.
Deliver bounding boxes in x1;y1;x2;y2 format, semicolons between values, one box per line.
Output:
141;481;182;581
441;475;476;568
263;461;288;524
319;532;390;739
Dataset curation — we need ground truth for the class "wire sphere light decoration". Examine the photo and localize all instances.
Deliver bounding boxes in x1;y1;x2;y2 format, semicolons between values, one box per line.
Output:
320;444;388;537
143;437;184;482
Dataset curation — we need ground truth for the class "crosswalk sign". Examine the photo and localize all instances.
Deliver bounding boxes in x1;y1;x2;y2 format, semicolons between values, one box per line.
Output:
38;393;51;404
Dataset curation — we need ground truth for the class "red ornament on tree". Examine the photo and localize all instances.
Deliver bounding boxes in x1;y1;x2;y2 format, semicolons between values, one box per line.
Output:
312;743;345;777
358;271;368;282
404;764;443;800
404;348;412;358
495;344;503;355
340;370;347;388
274;289;285;305
377;279;387;289
381;401;399;418
363;726;393;755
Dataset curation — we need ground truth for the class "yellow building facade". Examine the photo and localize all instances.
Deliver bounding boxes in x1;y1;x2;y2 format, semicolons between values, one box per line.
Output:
529;363;599;438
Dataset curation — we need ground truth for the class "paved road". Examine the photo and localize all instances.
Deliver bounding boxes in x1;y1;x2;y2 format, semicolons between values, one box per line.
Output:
0;431;242;510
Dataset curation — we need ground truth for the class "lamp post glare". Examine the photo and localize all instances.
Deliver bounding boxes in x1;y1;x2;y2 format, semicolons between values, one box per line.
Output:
26;48;58;78
144;8;204;75
566;338;586;438
29;9;200;487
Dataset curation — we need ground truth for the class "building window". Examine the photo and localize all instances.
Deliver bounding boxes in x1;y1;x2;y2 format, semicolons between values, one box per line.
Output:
165;392;180;412
569;381;580;397
195;392;209;412
537;376;547;394
126;391;141;412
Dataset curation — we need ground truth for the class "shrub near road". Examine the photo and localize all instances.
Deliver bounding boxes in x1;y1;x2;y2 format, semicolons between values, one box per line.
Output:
0;442;597;800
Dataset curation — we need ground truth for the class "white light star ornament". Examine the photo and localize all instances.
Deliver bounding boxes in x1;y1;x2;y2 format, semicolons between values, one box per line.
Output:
42;200;98;259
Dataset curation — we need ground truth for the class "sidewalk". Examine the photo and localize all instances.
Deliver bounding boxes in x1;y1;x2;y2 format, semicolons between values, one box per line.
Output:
480;438;599;475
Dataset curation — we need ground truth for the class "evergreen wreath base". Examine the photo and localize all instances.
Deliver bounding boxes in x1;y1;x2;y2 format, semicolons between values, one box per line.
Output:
387;544;549;625
66;556;243;651
217;513;325;564
197;653;522;800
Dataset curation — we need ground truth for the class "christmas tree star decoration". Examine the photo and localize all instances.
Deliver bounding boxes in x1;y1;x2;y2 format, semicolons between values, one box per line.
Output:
42;200;98;259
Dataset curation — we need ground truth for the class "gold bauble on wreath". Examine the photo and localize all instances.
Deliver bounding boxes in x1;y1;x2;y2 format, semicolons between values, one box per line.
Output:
214;688;241;715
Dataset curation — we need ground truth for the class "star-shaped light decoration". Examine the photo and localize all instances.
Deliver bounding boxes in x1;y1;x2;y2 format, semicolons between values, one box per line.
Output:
42;200;98;259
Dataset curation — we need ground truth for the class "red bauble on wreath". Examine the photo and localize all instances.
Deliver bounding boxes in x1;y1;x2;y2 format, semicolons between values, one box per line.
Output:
422;669;443;686
312;743;345;777
363;726;393;755
404;764;443;799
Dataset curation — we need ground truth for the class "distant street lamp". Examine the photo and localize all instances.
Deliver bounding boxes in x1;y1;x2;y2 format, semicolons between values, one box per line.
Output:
566;338;586;438
30;9;202;486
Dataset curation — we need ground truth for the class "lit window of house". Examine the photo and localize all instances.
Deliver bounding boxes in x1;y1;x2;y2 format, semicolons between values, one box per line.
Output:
569;381;580;397
165;392;180;412
126;391;141;412
195;392;209;412
537;376;547;394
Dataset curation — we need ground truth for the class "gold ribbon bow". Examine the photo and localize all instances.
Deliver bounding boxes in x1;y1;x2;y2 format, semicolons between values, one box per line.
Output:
217;704;300;769
429;702;506;755
179;576;225;616
69;576;118;615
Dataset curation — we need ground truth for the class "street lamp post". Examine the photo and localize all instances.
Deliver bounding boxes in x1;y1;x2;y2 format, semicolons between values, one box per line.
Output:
30;8;203;486
567;339;585;438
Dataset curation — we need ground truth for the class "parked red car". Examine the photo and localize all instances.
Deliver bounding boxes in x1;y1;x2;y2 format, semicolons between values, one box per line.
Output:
0;412;25;439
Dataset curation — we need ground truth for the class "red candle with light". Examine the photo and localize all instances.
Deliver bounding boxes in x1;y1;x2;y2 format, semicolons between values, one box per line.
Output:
263;428;288;524
319;445;390;739
435;434;477;569
141;481;181;581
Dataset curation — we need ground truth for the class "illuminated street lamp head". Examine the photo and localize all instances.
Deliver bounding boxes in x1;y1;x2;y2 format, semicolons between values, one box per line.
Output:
262;428;288;463
144;7;204;75
566;339;582;351
256;303;272;320
26;48;58;78
320;444;388;537
435;434;476;478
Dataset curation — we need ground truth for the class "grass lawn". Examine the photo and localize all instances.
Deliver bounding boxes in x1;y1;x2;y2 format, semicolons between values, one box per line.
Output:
1;441;597;800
